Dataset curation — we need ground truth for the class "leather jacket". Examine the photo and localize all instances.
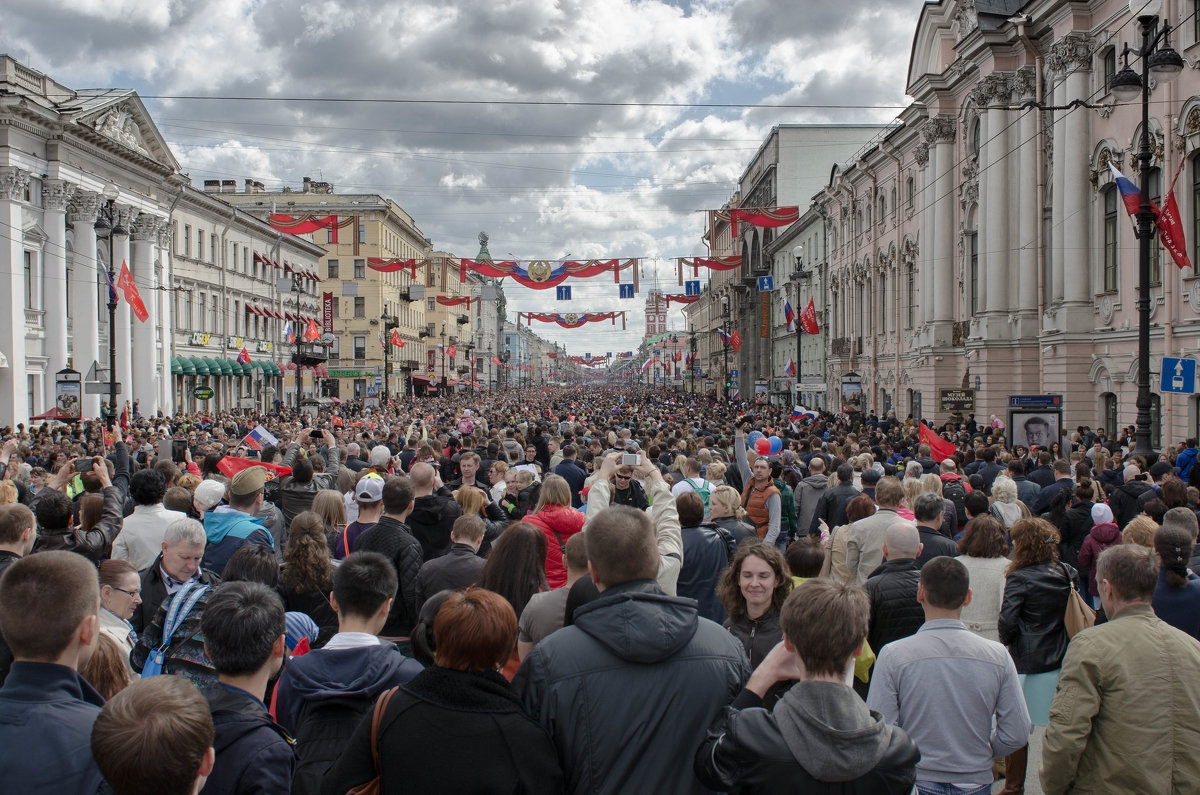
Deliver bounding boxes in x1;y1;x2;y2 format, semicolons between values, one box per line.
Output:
998;560;1073;674
31;485;123;564
269;442;343;527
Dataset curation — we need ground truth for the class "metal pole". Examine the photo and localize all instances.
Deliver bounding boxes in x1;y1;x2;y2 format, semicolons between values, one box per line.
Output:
1132;15;1156;462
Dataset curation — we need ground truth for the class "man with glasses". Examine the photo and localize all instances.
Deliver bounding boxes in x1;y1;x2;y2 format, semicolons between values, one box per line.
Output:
611;465;650;511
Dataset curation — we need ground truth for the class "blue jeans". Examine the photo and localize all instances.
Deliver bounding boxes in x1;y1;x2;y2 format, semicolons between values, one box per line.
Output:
915;782;991;795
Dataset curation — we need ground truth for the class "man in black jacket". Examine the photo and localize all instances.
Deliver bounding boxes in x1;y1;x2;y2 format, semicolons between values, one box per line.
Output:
31;458;123;564
809;463;861;535
201;581;294;795
863;523;925;654
675;492;732;623
413;514;486;609
406;462;462;560
912;493;958;569
1107;464;1154;528
0;504;36;685
354;476;423;644
552;444;588;507
132;517;222;634
695;578;918;793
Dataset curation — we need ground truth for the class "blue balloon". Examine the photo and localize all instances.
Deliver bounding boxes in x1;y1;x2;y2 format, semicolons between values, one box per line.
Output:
768;435;783;454
747;430;764;445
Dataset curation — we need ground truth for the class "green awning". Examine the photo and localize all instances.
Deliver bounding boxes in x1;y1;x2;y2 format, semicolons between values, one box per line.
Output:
266;362;281;377
212;358;233;376
170;356;183;375
249;360;265;372
190;357;210;376
177;356;196;376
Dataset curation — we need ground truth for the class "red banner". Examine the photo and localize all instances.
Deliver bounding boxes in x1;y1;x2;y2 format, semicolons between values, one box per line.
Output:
447;345;457;359
217;456;293;482
436;296;472;309
269;214;356;243
521;311;624;329
322;292;334;333
919;422;959;462
390;330;405;348
665;294;701;307
367;258;421;277
799;298;820;335
675;257;742;278
116;261;149;323
727;207;800;237
760;293;769;338
460;258;638;290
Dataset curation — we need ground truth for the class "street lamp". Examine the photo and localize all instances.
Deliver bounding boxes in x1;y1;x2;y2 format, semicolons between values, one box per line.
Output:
487;343;493;390
688;325;697;394
721;296;731;402
791;244;811;407
93;183;126;428
1110;0;1183;461
381;309;397;404
439;322;448;393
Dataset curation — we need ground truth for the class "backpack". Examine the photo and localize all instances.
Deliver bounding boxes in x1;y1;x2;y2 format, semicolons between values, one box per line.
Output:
291;693;379;795
684;478;712;520
942;479;968;528
141;581;209;678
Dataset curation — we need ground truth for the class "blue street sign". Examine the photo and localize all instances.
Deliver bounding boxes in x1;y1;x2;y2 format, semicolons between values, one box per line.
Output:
1007;394;1063;408
730;368;739;378
685;280;701;296
366;385;378;396
619;284;635;299
1161;357;1197;393
757;276;774;292
556;285;572;301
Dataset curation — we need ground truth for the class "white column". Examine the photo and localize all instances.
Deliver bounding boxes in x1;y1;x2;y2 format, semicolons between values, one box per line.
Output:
928;116;957;327
130;214;161;415
111;209;133;411
983;101;1010;315
0;168;30;424
157;224;174;416
68;191;101;418
917;142;933;329
1016;68;1040;327
42;180;73;387
1060;68;1092;308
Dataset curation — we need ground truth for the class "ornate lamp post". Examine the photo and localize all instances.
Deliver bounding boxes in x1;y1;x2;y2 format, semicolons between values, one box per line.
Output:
93;183;126;428
381;310;397;404
1110;0;1184;461
439;322;448;393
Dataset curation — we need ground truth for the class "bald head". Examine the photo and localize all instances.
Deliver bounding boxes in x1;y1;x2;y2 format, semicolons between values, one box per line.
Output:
1124;465;1142;483
882;521;920;560
410;462;435;494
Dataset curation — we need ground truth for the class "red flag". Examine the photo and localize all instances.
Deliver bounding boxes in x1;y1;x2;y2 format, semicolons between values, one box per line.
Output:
1158;159;1191;270
919;422;958;462
674;350;682;362
119;404;128;431
492;355;503;366
116;261;149;323
389;330;405;348
799;298;820;335
730;329;742;353
303;318;320;342
217;455;293;482
237;347;252;365
447;345;457;359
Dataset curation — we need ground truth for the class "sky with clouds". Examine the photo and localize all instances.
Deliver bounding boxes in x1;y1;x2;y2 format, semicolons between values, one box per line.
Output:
4;0;927;356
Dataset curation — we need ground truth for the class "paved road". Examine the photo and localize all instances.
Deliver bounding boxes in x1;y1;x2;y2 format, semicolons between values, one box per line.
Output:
988;725;1045;795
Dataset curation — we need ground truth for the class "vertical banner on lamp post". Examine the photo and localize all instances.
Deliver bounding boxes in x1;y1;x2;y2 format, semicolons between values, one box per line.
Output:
322;292;334;333
760;293;769;338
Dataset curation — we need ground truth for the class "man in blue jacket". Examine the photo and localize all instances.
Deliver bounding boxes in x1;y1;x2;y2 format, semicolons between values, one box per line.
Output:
200;581;293;795
0;551;107;793
201;466;274;576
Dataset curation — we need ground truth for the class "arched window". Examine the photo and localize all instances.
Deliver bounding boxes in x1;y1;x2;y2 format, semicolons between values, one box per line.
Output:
1104;185;1118;291
969;232;979;315
1102;392;1118;436
878;194;886;227
880;271;888;328
906;177;915;210
890;186;897;219
970;117;981;160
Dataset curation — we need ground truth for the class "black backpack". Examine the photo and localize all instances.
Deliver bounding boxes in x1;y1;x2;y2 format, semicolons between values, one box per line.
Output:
290;693;377;795
942;479;968;528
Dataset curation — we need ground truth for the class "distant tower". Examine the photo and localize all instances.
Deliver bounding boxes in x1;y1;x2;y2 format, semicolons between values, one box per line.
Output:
644;290;667;339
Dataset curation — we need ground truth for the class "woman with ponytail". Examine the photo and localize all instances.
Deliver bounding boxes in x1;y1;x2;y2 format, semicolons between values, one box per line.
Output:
279;511;338;648
1151;509;1200;641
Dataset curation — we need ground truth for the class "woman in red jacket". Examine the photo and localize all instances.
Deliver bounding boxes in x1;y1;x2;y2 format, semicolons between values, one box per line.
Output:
524;474;586;588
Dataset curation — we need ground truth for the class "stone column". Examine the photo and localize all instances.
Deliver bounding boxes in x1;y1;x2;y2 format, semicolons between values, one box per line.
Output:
42;179;73;386
0;168;30;423
925;115;958;335
157;224;174;416
915;139;932;331
1015;67;1040;337
68;191;101;418
982;73;1011;320
110;207;133;411
130;213;161;415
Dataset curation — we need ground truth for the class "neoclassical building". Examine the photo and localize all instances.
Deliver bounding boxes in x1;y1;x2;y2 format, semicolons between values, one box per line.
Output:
812;0;1200;445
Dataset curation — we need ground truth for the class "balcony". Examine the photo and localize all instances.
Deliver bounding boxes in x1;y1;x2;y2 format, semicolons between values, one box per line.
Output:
831;337;851;357
399;359;420;370
952;320;969;347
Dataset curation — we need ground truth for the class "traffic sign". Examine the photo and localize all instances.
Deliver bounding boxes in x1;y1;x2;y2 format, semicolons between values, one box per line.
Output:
84;360;106;383
757;276;774;292
84;383;122;395
685;280;701;296
1161;357;1197;393
1007;394;1063;408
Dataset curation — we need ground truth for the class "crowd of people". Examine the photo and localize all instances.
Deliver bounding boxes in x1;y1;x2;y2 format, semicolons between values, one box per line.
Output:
0;385;1198;794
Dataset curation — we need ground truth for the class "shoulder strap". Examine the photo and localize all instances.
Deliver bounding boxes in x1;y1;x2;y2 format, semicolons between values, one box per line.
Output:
162;582;210;646
343;528;351;559
551;529;567;555
369;687;399;774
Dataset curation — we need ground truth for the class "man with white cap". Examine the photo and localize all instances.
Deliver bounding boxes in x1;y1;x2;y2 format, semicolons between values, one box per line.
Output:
334;476;384;560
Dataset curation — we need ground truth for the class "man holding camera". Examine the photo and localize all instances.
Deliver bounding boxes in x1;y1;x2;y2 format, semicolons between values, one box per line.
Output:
31;457;123;564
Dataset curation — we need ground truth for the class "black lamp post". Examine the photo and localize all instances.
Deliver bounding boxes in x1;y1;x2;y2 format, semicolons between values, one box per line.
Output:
439;322;448;393
1110;0;1184;462
93;183;126;429
487;343;493;390
721;296;731;402
381;309;397;404
791;243;811;407
688;325;697;394
464;341;475;395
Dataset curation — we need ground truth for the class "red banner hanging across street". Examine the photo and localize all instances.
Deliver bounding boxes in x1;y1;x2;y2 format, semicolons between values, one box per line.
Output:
665;294;701;307
460;258;639;290
436;296;472;309
521;311;626;329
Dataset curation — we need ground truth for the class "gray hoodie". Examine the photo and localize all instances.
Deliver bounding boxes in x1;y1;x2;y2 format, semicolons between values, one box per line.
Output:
775;680;901;782
795;473;829;533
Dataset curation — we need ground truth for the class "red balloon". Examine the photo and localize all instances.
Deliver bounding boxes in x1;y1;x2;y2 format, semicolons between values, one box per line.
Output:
754;437;772;455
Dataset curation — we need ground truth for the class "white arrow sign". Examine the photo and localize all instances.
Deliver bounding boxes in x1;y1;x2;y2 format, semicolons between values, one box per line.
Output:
84;360;105;383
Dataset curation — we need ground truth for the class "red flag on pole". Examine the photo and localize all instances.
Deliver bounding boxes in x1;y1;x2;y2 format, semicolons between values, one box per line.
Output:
447;345;457;359
303;318;320;342
729;329;743;353
799;298;820;335
919;422;958;462
1159;158;1192;270
389;329;405;348
116;261;149;322
492;355;503;366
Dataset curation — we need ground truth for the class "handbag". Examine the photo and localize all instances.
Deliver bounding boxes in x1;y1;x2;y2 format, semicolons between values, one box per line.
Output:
1061;563;1096;638
344;686;399;795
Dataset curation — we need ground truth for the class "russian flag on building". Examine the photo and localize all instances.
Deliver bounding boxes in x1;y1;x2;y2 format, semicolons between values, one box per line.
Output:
784;359;795;377
783;299;796;333
237;347;252;365
1109;162;1143;218
283;321;295;344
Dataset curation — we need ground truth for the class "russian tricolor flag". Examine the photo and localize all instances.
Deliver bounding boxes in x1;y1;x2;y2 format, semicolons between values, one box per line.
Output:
784;359;795;377
1109;163;1143;218
283;321;295;344
783;300;796;333
792;405;816;421
242;424;279;451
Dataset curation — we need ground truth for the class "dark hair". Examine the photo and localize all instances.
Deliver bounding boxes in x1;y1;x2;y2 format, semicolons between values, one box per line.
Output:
676;491;704;527
200;582;285;676
34;489;73;531
1074;481;1094;502
130;469;167;507
963;490;989;517
476;522;548;618
291;455;314;485
382;475;414;515
836;463;853;482
718;543;791;622
92;676;215;795
920;556;970;609
281;512;332;593
433;588;517;673
780;578;868;678
332;552;398;619
0;551;98;661
1162;478;1188;509
0;503;33;545
221;545;280;587
1155;521;1195;589
76;493;104;536
912;492;945;523
957;516;1009;558
785;537;825;578
584;505;659;585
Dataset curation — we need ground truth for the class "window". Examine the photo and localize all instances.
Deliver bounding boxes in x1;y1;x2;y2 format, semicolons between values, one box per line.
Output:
184;292;192;328
184;225;192;257
970;117;981;160
890;187;897;219
231;244;238;272
353;336;366;360
328;259;339;280
1103;48;1117;91
906;177;915;210
354;296;365;317
331;299;339;318
327;228;335;244
172;223;180;256
24;251;33;309
1102;393;1118;436
197;230;204;263
1148;167;1162;284
210;234;217;264
880;272;887;328
877;195;886;227
1104;186;1119;291
234;300;240;334
969;232;980;315
1193;156;1200;276
906;263;915;328
427;298;436;312
354;259;365;279
358;224;366;244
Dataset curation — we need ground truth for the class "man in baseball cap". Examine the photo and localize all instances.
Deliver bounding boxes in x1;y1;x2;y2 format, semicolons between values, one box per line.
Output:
199;466;274;576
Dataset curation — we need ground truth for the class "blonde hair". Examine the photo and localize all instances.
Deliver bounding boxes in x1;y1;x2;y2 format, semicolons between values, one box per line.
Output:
919;473;943;496
454;486;488;517
711;485;747;520
902;477;924;510
0;481;16;505
1122;516;1157;548
706;461;727;482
